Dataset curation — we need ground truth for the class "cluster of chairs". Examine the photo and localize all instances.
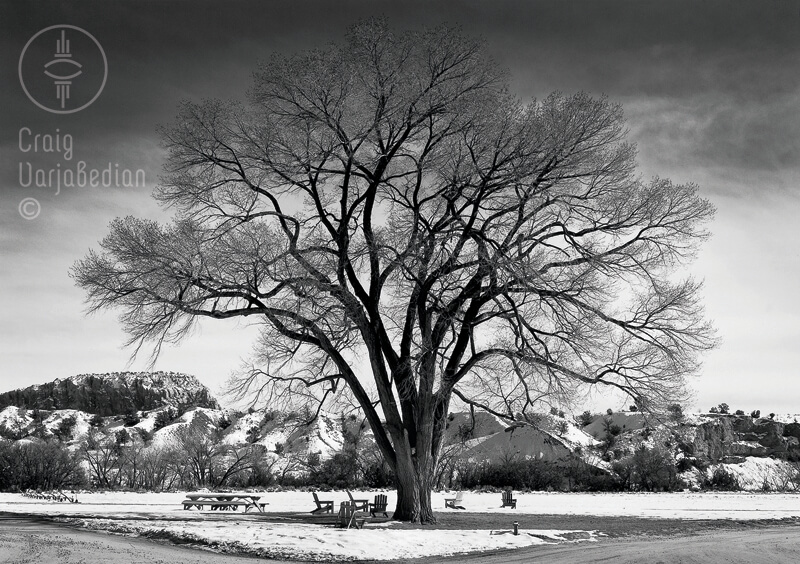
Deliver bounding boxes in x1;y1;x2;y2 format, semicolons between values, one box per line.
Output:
22;489;79;503
311;491;389;529
311;488;516;528
445;489;517;509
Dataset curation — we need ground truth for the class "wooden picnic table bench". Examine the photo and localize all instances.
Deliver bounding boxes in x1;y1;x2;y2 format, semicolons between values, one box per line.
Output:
182;493;267;512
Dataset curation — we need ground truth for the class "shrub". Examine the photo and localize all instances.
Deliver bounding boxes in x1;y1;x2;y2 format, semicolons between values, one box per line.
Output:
115;429;129;446
578;411;594;427
309;453;359;488
620;446;681;492
0;441;86;491
629;405;638;412
734;409;745;416
307;452;321;468
675;457;693;473
708;466;740;491
457;457;564;491
751;410;761;418
606;408;613;416
246;426;260;444
717;403;730;414
152;409;174;432
89;414;104;428
54;415;77;442
123;410;140;427
667;403;684;421
0;423;22;441
709;406;719;414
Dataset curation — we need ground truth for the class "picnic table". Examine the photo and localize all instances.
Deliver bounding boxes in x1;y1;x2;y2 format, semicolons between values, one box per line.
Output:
182;492;268;513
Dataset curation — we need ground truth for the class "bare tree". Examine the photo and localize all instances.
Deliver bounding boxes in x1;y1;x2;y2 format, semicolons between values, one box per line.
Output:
74;19;715;522
81;431;122;488
138;444;175;490
171;421;218;487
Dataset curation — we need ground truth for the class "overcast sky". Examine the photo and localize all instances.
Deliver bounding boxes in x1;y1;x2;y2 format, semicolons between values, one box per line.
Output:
1;0;799;414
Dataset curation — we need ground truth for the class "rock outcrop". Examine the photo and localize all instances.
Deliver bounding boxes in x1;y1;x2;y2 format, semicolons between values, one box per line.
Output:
0;372;219;415
687;415;800;462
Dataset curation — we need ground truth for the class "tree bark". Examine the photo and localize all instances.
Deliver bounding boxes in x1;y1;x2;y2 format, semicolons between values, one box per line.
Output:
389;426;438;524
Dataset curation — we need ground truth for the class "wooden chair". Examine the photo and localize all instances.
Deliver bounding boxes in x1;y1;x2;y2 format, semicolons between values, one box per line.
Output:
444;491;465;509
369;494;388;517
311;492;334;514
347;490;369;511
337;501;365;529
501;489;517;508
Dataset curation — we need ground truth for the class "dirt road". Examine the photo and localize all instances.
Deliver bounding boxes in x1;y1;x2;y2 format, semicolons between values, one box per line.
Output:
464;527;800;564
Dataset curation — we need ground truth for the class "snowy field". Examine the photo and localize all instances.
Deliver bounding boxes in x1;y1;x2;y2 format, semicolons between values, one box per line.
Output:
2;490;800;560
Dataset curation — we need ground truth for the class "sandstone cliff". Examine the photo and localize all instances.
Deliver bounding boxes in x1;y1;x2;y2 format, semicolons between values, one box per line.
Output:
0;372;219;415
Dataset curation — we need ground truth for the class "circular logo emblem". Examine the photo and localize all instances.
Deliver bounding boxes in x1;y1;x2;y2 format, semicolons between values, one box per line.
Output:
19;25;108;114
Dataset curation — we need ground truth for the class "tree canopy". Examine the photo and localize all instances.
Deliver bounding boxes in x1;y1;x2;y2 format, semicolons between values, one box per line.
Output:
74;19;715;522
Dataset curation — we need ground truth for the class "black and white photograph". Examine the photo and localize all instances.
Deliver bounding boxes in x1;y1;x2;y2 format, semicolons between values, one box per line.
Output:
2;1;800;562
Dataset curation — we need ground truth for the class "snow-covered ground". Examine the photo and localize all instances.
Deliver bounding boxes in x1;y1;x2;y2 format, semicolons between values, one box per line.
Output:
2;490;800;560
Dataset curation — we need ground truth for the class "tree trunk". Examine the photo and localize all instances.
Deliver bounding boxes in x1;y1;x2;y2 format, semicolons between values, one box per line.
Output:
390;436;437;524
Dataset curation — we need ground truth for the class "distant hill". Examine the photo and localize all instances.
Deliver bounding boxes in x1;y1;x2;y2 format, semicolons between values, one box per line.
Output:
4;371;800;493
0;371;219;416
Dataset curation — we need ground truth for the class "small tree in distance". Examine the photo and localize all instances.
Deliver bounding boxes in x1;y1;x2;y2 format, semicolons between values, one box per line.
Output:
73;19;716;522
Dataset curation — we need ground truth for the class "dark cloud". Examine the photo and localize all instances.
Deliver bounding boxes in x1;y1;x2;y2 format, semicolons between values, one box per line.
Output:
2;0;800;410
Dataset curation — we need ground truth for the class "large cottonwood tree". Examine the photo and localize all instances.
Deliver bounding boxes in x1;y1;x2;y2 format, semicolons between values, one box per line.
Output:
74;20;715;522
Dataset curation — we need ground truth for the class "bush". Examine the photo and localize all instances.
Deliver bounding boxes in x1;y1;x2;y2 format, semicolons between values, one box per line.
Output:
0;441;86;491
707;466;740;491
675;457;693;473
578;411;594;427
457;457;564;491
667;403;684;421
734;409;745;416
751;410;761;418
246;426;260;444
123;410;140;427
309;453;359;488
709;406;719;414
54;415;77;442
613;446;681;492
717;403;730;415
0;423;22;441
152;409;174;432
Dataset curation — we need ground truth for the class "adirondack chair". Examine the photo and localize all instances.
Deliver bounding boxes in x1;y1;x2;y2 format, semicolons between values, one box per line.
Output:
501;489;517;508
444;491;465;509
346;490;369;511
337;501;365;529
368;494;388;517
311;492;334;514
